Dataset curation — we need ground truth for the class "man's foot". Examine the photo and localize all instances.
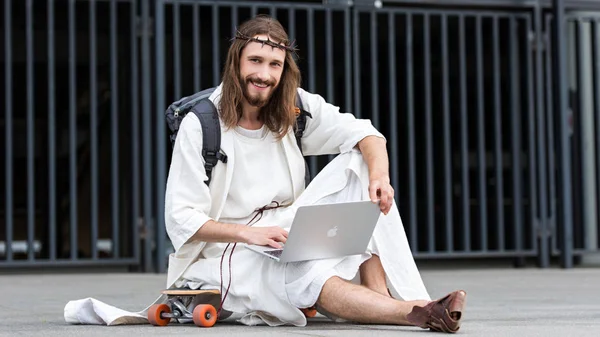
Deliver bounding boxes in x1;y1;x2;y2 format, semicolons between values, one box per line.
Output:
406;290;467;333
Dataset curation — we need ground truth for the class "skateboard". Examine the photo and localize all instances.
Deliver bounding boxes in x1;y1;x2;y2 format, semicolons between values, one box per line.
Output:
147;288;318;327
148;289;221;327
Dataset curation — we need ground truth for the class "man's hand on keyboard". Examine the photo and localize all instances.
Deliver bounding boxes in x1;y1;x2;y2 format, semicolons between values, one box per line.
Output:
240;226;288;249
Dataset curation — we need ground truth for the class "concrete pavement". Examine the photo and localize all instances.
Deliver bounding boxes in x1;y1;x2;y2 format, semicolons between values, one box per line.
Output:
1;266;599;336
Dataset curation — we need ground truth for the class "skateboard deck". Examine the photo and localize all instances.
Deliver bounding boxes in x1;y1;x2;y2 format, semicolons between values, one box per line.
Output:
161;289;221;296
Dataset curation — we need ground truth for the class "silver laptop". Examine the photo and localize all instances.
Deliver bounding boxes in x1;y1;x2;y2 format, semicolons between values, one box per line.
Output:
244;200;381;263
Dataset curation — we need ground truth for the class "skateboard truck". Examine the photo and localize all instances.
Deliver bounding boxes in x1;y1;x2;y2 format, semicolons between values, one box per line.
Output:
161;298;193;320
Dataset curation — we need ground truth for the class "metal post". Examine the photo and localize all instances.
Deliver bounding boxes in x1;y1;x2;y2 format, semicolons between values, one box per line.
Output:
552;0;574;268
573;16;598;260
141;0;154;272
155;0;167;274
535;1;550;268
26;0;35;261
47;0;57;261
5;0;14;262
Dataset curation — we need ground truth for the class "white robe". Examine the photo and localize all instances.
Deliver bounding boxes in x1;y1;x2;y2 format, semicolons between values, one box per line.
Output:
63;85;431;326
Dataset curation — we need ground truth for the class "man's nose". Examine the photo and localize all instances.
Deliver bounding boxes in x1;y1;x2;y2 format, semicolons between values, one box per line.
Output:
255;69;270;81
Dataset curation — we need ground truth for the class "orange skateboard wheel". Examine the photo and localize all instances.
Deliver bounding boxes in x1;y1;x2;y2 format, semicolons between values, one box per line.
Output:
148;303;171;326
192;304;218;327
301;307;317;318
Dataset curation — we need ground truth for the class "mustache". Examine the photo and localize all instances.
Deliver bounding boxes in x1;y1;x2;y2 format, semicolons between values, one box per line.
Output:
245;76;275;87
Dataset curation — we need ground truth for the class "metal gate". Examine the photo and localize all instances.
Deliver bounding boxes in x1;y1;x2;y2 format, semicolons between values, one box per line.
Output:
351;4;545;263
1;0;143;269
3;0;600;272
550;10;600;266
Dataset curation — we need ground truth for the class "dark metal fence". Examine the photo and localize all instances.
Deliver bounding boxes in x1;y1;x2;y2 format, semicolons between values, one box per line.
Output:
353;7;541;261
1;0;142;268
2;0;600;272
548;11;600;265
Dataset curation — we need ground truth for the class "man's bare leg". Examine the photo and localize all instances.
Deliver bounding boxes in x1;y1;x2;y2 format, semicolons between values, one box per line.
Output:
316;276;429;325
359;254;391;297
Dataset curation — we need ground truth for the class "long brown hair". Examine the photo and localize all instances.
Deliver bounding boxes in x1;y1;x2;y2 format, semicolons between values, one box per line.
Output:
219;15;301;138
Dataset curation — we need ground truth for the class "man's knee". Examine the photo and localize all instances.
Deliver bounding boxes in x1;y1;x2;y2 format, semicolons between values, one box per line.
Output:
316;275;345;305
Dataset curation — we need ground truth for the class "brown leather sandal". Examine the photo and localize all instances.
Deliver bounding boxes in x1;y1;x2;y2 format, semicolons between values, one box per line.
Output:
406;290;467;333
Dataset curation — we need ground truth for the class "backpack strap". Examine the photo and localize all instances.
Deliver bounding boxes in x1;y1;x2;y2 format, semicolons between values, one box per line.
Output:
294;92;313;187
190;98;227;187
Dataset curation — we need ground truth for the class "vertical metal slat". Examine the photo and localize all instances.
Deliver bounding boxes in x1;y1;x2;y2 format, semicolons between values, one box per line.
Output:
48;0;57;261
110;0;120;258
406;13;418;251
526;15;539;257
141;0;154;272
326;8;335;163
307;8;317;177
546;14;558;255
90;0;99;260
326;8;334;105
26;0;35;261
353;10;361;119
509;17;523;254
575;18;598;253
344;8;351;125
493;16;505;251
388;12;399;209
4;0;14;261
288;8;296;41
534;4;549;265
423;13;435;252
156;0;168;273
459;15;471;251
231;5;238;37
173;2;181;99
476;15;488;251
212;5;220;86
69;0;79;260
370;10;379;129
553;0;573;268
594;20;600;253
193;5;201;92
130;0;141;262
441;14;453;252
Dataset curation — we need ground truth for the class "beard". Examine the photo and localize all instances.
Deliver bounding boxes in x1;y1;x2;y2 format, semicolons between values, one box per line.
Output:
240;75;277;107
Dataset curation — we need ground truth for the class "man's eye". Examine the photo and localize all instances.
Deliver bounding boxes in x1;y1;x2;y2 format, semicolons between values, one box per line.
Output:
250;59;260;63
271;63;281;67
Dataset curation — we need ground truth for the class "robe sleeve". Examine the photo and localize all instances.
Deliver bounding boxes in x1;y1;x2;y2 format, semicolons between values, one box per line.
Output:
297;88;385;156
164;113;213;252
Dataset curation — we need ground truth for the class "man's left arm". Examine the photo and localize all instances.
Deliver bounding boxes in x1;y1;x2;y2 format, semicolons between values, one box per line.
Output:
357;135;394;215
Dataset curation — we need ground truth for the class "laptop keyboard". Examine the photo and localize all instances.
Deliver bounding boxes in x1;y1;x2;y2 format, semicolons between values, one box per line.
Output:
264;249;283;258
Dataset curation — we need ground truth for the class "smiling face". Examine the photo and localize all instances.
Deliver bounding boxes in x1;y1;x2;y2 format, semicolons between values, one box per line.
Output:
219;15;301;136
238;34;286;108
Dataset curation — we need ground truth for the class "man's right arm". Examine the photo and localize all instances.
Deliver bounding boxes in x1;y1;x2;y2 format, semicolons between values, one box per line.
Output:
166;114;288;251
192;220;288;249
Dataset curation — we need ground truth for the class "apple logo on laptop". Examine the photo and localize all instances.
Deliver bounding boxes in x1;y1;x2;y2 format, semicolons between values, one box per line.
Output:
327;226;338;238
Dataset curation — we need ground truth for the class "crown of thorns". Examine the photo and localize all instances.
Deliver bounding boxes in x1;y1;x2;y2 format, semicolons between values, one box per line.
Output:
232;30;299;55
